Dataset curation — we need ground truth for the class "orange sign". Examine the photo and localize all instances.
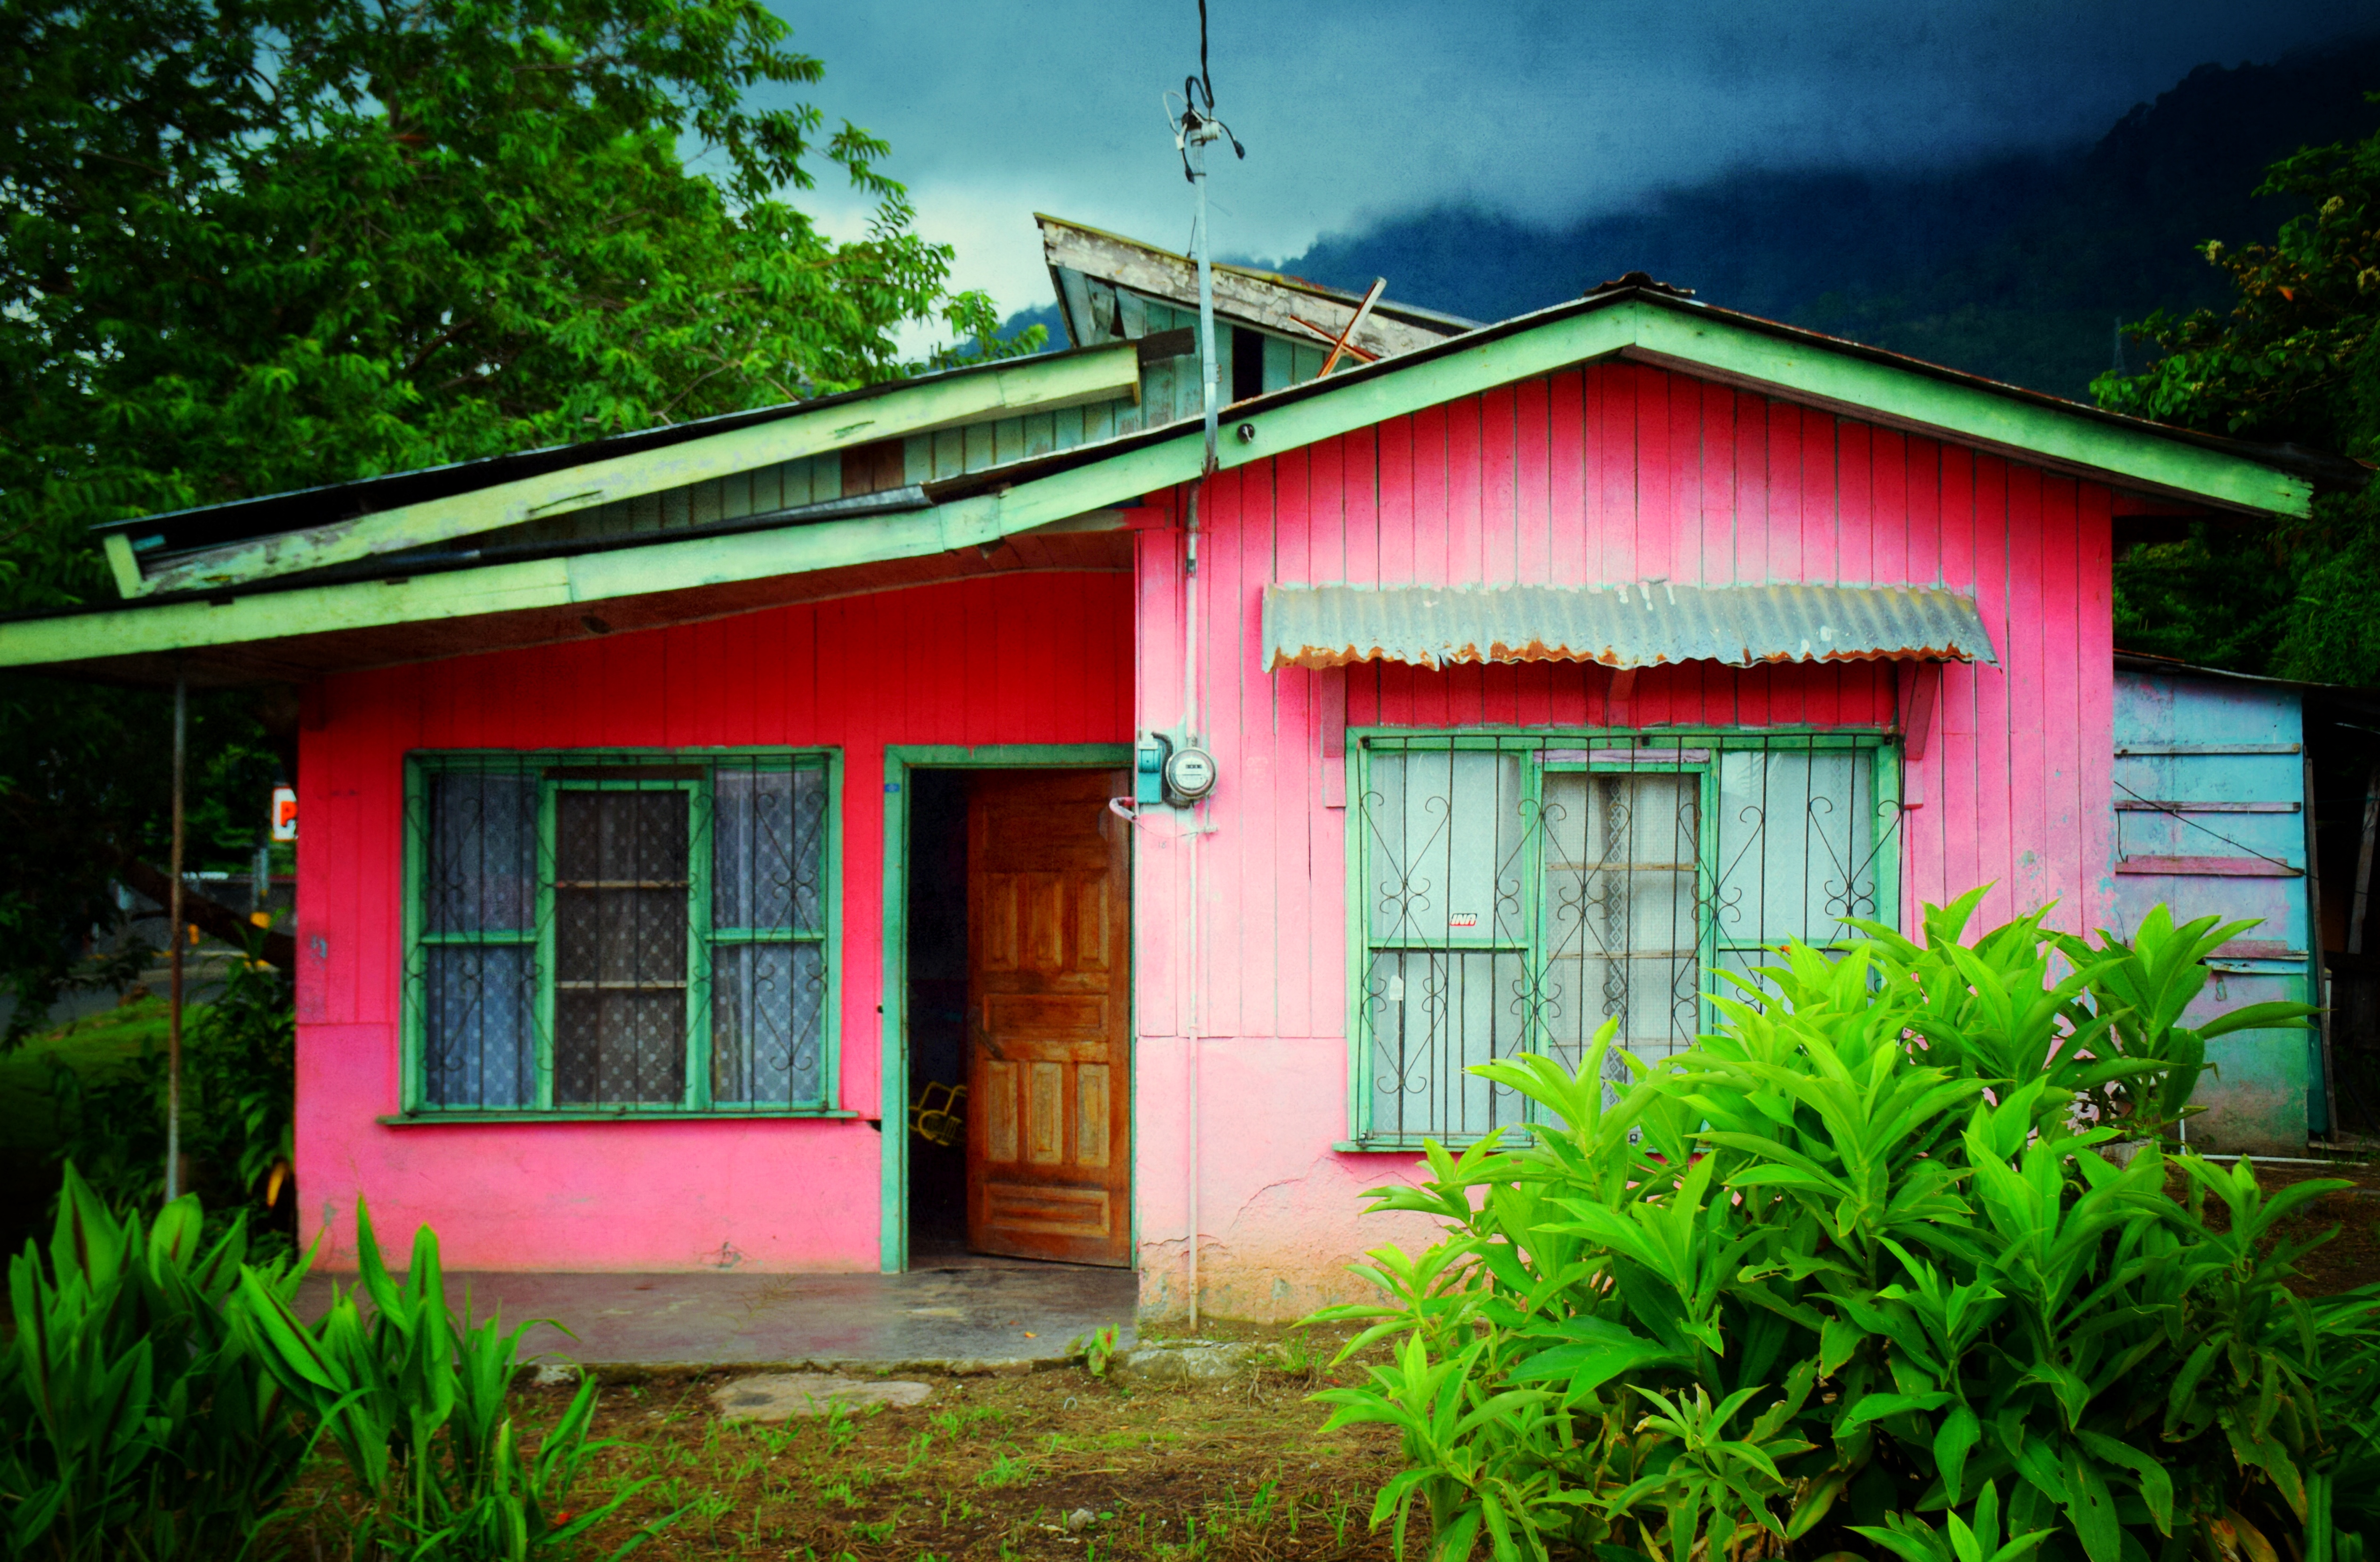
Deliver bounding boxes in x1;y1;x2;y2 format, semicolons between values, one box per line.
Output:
271;785;297;842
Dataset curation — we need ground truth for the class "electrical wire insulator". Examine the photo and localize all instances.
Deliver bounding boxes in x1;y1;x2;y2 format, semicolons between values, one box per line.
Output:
1167;0;1246;180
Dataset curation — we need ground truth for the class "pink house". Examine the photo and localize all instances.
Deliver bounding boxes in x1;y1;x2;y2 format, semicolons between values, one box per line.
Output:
0;225;2320;1319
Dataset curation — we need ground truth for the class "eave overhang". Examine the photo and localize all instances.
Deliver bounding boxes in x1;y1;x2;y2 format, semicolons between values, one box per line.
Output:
102;339;1144;600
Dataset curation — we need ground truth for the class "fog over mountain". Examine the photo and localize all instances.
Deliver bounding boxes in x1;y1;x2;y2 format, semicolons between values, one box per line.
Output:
1008;34;2380;400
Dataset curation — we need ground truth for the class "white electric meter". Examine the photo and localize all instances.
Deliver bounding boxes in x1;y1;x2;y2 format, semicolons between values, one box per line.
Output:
1164;745;1218;804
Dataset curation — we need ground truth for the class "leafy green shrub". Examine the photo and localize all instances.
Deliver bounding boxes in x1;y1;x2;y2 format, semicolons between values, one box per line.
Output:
236;1203;661;1560
41;935;294;1245
190;940;297;1220
0;1164;312;1559
1310;893;2380;1562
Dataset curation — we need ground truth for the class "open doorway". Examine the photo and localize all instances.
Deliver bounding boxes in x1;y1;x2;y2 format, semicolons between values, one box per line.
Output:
904;769;972;1261
902;765;1133;1268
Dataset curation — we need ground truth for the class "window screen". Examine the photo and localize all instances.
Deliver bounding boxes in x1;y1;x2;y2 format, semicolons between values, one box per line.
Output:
406;754;834;1114
1354;735;1897;1145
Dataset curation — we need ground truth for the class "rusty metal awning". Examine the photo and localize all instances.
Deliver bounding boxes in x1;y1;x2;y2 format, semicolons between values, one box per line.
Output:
1262;582;1997;672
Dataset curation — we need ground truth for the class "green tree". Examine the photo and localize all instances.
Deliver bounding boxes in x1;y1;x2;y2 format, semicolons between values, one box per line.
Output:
0;0;1032;1037
2092;100;2380;683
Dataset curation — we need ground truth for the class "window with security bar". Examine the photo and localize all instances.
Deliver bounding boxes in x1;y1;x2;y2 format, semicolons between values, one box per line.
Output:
404;753;836;1115
1352;733;1900;1146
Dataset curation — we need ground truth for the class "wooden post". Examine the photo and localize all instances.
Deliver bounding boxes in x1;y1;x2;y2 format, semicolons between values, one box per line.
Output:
2349;761;2379;955
165;669;186;1203
1897;662;1941;807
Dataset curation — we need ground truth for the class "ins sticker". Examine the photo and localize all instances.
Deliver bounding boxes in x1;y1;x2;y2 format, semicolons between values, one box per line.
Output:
1449;912;1480;929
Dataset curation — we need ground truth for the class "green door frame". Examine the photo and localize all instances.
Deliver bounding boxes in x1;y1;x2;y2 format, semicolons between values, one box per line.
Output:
877;743;1135;1274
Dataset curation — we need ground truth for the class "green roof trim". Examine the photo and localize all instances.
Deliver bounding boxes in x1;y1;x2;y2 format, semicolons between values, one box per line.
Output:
0;294;2314;676
124;340;1142;599
0;494;1020;666
1622;308;2312;519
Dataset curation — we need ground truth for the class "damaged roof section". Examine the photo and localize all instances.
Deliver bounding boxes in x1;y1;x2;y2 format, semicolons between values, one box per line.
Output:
99;217;1473;607
1262;582;2000;672
102;340;1147;601
1039;214;1474;362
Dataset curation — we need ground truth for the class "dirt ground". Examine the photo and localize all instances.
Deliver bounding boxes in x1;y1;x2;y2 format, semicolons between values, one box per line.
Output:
507;1345;1396;1562
2176;1155;2380;1298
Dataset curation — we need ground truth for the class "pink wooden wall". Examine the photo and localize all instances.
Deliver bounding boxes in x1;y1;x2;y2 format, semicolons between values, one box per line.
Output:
1129;360;2116;1320
295;571;1134;1271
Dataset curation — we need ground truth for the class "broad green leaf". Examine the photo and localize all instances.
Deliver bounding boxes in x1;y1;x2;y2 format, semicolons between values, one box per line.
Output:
1936;1405;1982;1506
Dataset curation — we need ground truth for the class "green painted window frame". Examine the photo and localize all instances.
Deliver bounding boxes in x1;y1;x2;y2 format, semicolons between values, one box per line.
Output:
1339;727;1902;1150
397;747;844;1122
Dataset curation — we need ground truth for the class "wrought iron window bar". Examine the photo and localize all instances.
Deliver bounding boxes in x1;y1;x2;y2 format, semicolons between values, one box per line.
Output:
401;750;838;1117
1350;729;1903;1148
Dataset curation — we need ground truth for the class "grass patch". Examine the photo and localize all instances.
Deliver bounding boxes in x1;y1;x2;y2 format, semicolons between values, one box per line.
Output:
0;988;215;1251
0;992;183;1146
274;1340;1401;1561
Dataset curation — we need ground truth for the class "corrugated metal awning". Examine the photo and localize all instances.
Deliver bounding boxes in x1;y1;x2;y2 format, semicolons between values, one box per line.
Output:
1262;582;1997;672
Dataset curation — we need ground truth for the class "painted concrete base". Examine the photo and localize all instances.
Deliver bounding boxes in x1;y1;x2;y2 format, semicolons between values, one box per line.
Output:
296;1262;1136;1371
2189;1030;2315;1156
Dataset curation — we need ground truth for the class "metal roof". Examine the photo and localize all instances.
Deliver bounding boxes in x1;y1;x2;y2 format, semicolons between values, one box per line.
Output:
2114;649;2380;719
934;280;2351;511
86;339;1138;558
81;274;2344;574
1263;582;2000;672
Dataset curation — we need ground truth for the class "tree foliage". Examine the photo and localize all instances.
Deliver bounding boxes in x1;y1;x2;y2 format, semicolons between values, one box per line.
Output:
0;0;1029;1034
0;0;1024;604
2091;100;2380;684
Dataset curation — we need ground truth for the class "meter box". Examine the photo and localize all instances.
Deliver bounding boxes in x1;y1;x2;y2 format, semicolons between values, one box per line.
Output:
1134;733;1172;806
1164;745;1217;805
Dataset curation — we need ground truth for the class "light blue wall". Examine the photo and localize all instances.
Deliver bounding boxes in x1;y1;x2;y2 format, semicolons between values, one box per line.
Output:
2112;669;2320;1151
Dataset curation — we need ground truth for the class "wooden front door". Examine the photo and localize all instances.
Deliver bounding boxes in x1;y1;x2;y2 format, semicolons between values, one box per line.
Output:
966;769;1132;1266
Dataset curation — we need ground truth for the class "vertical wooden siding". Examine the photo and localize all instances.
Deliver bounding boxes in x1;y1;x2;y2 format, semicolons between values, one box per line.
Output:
296;571;1133;1271
2112;671;2316;1152
1129;358;2116;1318
1137;358;2115;1045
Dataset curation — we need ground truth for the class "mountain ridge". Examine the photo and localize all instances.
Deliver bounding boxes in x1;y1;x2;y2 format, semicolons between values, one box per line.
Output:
1006;34;2380;399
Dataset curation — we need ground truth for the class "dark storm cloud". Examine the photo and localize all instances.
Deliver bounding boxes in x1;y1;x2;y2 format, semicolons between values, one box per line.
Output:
767;0;2374;330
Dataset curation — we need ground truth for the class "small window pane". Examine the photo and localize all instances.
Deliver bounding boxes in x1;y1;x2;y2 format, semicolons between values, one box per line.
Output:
1361;749;1526;945
426;771;537;932
714;766;825;931
554;990;686;1105
1714;748;1878;947
1362;949;1530;1141
553;789;689;1106
422;946;537;1107
711;942;827;1104
1541;771;1702;1064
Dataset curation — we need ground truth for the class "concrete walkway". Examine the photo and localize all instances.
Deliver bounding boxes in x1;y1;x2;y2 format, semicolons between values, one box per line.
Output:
297;1258;1138;1373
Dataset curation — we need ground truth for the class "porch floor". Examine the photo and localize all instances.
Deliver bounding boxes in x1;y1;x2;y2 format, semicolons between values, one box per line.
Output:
296;1255;1138;1373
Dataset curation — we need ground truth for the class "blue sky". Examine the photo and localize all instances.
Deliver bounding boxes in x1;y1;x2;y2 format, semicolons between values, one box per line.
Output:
772;1;2374;341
